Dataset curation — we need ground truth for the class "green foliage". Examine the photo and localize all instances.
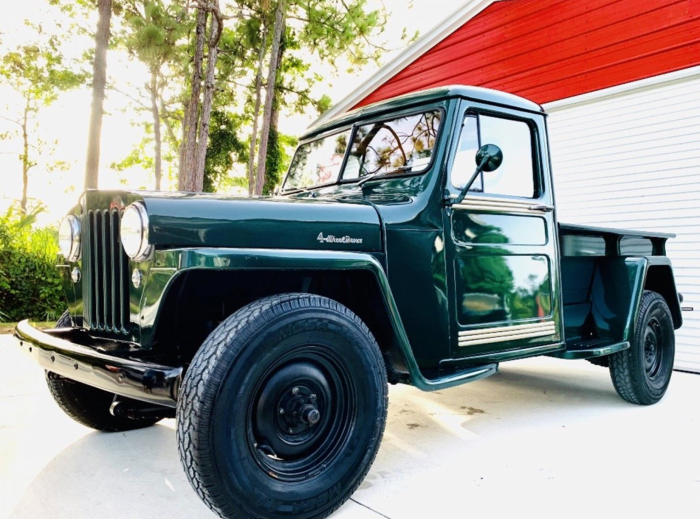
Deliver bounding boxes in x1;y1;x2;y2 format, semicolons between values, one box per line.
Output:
0;31;86;103
263;128;297;195
203;110;248;192
111;138;155;172
0;205;65;322
120;1;191;71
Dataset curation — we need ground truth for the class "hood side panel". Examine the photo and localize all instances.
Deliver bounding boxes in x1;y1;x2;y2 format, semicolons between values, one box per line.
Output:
142;197;382;252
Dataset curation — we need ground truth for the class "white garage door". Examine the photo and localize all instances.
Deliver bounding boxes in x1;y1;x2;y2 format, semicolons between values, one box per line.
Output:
545;68;700;373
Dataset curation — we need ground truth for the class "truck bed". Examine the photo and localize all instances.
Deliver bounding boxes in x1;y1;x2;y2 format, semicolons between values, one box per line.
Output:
556;222;674;359
559;222;674;240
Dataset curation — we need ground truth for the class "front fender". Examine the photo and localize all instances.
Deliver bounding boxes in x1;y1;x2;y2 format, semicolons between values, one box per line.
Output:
140;248;494;391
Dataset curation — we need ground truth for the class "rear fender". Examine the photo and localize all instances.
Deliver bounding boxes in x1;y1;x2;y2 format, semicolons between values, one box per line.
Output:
643;257;682;329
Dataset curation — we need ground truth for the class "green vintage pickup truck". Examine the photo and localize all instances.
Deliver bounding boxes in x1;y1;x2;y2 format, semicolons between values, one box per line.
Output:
15;85;682;519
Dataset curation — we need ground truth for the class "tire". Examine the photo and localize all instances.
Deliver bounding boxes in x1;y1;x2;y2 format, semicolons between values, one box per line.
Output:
46;373;162;432
177;293;388;519
609;290;675;405
586;356;609;368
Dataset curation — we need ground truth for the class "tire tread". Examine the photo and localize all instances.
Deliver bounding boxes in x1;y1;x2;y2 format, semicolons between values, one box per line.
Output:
177;293;388;519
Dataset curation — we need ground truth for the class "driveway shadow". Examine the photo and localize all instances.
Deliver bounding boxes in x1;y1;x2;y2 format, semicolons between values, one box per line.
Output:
9;360;646;519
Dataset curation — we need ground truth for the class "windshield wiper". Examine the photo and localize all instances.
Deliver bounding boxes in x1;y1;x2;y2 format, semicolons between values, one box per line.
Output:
285;186;319;197
356;165;413;186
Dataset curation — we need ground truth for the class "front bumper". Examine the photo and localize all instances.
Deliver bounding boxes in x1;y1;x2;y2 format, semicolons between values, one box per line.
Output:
14;320;181;408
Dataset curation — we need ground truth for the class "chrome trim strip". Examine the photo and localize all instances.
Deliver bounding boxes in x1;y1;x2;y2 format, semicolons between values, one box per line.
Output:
459;321;555;337
458;321;557;347
458;325;556;342
452;196;553;215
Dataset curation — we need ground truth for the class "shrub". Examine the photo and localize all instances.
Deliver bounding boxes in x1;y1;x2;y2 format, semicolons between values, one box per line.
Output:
0;205;66;321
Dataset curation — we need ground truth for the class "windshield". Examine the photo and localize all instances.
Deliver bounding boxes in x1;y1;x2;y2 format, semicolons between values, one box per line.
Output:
343;110;441;180
283;130;351;191
282;109;442;192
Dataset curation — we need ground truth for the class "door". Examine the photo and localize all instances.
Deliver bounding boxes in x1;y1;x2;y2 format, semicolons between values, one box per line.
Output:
445;104;563;360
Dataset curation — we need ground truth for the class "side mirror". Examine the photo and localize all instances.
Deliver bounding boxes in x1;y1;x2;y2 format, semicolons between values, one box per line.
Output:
448;143;503;206
475;143;503;172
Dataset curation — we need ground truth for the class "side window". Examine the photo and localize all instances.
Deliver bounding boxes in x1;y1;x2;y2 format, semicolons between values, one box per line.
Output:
451;113;536;198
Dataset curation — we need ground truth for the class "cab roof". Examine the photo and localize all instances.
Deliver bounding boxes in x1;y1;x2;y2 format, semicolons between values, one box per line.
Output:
303;85;544;141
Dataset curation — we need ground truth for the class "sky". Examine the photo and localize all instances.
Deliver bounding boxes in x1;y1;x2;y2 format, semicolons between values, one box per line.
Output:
0;0;466;225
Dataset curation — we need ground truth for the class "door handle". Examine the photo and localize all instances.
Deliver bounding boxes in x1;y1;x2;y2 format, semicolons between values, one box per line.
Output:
528;204;554;213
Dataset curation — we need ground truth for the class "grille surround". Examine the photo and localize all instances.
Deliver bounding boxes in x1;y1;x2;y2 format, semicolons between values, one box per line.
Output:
83;208;131;334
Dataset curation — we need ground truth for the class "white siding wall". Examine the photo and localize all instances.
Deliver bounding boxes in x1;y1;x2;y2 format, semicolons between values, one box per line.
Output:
546;70;700;373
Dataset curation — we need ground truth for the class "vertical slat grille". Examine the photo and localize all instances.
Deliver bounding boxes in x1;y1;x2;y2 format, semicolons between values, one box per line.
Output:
84;209;130;334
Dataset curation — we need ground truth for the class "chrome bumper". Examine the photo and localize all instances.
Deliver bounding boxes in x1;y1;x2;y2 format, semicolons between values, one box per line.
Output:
14;320;181;407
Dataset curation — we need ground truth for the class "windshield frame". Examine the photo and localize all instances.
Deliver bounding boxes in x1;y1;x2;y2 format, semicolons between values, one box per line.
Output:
338;105;445;185
280;126;354;194
280;104;446;194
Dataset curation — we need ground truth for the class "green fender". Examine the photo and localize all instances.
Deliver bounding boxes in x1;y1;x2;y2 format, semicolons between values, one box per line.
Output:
141;248;496;391
554;256;682;360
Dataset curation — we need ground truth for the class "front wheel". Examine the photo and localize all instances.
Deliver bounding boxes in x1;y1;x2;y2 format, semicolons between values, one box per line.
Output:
177;294;388;519
46;373;163;432
609;290;675;405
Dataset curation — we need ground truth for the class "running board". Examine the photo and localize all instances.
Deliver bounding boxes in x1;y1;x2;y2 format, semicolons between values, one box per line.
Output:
413;363;498;391
550;340;629;360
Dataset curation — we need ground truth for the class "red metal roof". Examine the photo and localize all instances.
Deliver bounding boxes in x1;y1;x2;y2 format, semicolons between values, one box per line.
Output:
355;0;700;108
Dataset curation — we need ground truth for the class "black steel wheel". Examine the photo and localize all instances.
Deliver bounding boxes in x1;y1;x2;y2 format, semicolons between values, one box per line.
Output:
609;290;675;405
177;293;388;519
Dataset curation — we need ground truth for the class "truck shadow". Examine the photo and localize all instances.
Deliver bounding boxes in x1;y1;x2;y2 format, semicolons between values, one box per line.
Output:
11;361;645;519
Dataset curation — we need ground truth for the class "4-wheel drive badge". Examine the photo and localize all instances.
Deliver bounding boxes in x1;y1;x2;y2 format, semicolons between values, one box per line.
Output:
317;232;363;244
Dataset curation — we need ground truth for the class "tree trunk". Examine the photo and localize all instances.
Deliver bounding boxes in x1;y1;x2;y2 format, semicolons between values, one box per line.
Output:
149;69;162;190
247;27;267;196
20;100;30;215
84;0;112;191
193;5;222;191
178;8;208;191
255;0;286;196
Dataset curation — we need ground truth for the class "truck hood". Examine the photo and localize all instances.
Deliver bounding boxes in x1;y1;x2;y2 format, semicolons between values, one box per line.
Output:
140;193;382;252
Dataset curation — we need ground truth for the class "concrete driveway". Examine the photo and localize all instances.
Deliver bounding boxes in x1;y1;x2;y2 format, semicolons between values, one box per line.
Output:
1;333;699;519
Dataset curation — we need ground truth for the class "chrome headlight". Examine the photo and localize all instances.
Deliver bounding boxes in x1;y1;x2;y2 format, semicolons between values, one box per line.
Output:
120;202;152;261
59;215;81;261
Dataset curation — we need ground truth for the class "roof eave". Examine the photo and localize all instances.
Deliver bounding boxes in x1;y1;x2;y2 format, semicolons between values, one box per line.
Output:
312;0;500;127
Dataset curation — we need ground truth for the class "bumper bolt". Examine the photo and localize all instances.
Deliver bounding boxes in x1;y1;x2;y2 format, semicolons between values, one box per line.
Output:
73;363;79;370
50;355;55;362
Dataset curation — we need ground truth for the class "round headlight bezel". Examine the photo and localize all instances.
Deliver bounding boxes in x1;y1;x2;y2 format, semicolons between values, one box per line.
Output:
59;215;81;262
120;202;153;262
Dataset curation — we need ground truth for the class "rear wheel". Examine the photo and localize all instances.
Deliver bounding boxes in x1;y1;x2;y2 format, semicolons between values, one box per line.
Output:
46;373;163;432
177;293;388;519
609;290;675;405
